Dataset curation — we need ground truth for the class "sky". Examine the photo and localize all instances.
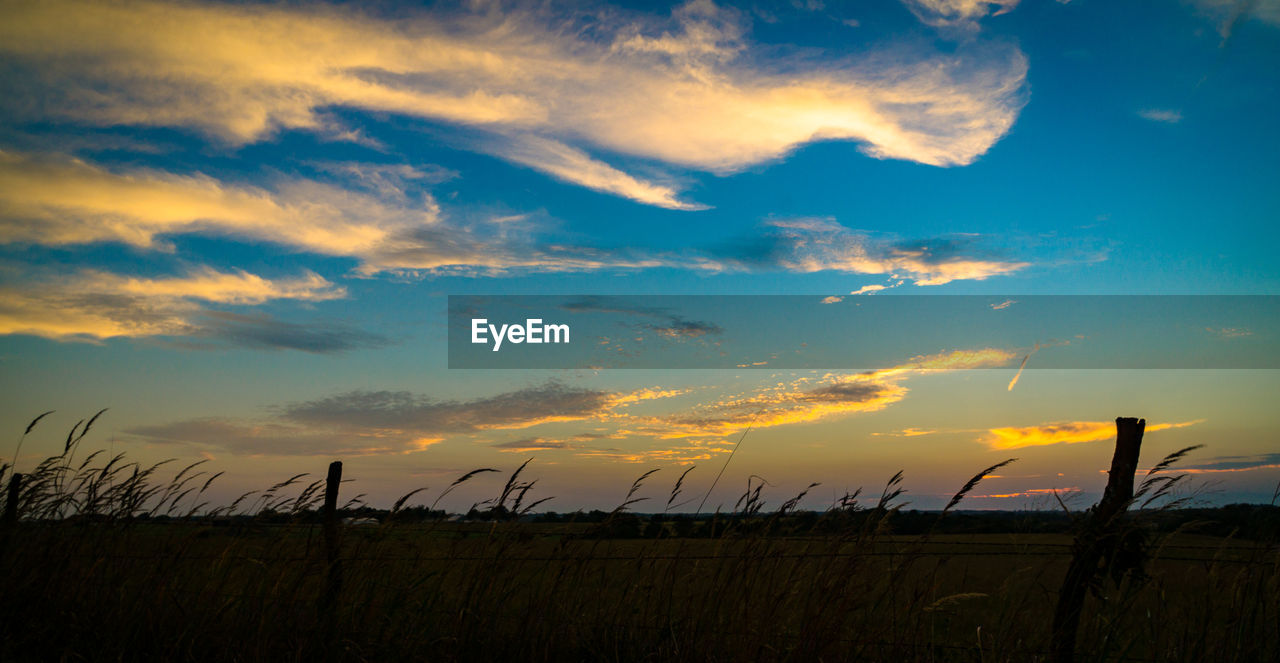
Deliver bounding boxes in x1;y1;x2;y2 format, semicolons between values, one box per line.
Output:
1;0;1278;513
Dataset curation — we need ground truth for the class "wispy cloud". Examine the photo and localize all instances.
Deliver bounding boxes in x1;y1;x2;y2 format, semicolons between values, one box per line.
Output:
1172;452;1280;474
638;347;1018;439
0;266;374;351
871;427;938;437
985;419;1203;450
716;219;1029;285
1138;108;1183;123
1;0;1028;210
0;150;434;258
0;150;689;276
560;297;725;339
128;381;684;455
1189;0;1280;46
969;486;1080;499
483;134;705;210
0;152;1041;283
127;418;441;457
193;311;387;354
1206;326;1253;338
126;347;1023;456
900;0;1021;32
492;437;577;452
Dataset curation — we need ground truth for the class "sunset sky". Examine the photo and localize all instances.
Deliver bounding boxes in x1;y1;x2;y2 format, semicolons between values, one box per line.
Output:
1;0;1278;512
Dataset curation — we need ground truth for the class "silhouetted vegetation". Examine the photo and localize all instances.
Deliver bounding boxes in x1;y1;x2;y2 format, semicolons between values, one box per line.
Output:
2;412;1277;662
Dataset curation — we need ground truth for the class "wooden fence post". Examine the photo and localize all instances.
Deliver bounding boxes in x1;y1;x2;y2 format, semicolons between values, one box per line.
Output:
1051;417;1145;663
322;461;343;610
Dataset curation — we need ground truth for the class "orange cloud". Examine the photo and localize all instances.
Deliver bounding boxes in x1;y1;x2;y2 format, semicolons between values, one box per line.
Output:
970;487;1081;499
640;347;1016;439
985;419;1204;450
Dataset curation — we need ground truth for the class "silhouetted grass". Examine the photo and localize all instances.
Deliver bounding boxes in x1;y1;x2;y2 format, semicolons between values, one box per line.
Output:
0;412;1276;662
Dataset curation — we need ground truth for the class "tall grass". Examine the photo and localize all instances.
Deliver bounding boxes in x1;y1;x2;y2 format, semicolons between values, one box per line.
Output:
1;412;1277;662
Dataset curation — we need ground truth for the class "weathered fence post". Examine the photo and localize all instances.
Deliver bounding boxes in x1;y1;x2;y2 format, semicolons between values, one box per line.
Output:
1051;417;1145;663
321;461;343;611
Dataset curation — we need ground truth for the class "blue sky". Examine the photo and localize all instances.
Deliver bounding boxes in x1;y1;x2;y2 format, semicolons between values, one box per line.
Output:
1;0;1278;511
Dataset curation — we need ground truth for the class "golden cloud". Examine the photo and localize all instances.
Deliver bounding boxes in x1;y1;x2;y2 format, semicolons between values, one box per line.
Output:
639;347;1016;439
985;419;1204;450
1;0;1028;208
0;267;343;340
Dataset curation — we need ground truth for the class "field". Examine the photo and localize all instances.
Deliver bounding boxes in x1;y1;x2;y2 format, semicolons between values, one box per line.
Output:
1;417;1278;662
1;520;1277;662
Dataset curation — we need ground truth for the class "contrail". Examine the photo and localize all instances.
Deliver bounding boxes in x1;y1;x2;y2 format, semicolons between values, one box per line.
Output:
1007;353;1030;391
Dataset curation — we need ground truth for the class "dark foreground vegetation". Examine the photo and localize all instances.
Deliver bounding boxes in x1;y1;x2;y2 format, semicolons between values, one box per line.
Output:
1;412;1277;662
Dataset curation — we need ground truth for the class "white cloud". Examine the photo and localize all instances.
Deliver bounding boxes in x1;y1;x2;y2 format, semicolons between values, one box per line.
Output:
1138;108;1183;123
900;0;1021;31
733;218;1028;285
485;134;707;210
0;0;1029;209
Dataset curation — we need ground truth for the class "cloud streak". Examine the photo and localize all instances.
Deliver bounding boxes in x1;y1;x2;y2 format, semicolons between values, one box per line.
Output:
985;419;1203;450
638;347;1018;439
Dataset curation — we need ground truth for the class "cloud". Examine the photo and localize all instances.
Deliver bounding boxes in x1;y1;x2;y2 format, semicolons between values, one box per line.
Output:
127;418;437;456
1138;108;1183;123
717;219;1029;285
0;150;691;276
1189;0;1280;45
560;297;725;339
645;318;724;339
280;382;634;433
985;419;1203;450
0;266;366;349
969;486;1081;499
0;150;435;257
1206;326;1253;338
129;380;683;456
1174;452;1280;474
127;350;1024;456
641;347;1017;438
1;0;1029;207
492;437;576;452
871;427;937;437
194;311;387;353
850;284;888;295
900;0;1021;31
483;134;706;210
0;152;1038;283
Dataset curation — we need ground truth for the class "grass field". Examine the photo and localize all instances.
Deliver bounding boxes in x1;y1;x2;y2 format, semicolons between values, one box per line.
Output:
1;520;1277;662
1;415;1277;662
